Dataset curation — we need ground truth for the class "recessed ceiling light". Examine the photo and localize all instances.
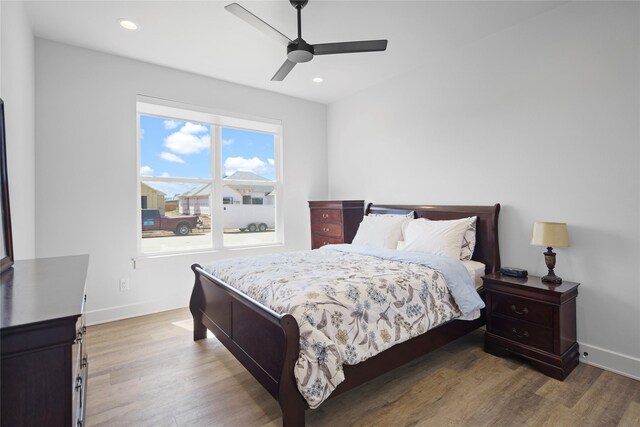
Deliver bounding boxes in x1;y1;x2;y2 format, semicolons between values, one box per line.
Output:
118;19;139;31
312;77;324;83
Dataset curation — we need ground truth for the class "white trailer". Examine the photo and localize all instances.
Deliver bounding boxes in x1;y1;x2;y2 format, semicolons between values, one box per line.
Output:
222;204;275;232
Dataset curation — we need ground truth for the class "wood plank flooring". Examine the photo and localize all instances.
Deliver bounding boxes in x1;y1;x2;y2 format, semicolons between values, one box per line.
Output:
85;308;639;426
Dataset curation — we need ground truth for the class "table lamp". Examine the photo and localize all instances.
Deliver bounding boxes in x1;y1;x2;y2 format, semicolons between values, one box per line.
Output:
530;222;570;284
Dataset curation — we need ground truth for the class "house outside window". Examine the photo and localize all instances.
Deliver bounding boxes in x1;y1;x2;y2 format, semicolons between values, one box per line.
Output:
137;99;282;255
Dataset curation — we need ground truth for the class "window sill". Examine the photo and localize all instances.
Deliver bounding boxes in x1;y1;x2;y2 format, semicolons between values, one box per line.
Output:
132;243;285;267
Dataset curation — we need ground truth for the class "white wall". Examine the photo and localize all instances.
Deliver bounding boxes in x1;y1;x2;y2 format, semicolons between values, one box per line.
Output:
327;2;640;378
35;39;327;323
0;1;36;260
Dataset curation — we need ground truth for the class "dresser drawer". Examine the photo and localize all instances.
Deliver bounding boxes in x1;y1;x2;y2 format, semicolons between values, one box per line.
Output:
312;222;343;238
311;209;342;224
312;235;343;249
72;352;88;427
72;314;87;427
490;292;553;327
489;315;553;353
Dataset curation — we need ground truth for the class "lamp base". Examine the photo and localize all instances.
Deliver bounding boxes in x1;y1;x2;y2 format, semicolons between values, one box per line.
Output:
542;247;562;284
542;272;562;284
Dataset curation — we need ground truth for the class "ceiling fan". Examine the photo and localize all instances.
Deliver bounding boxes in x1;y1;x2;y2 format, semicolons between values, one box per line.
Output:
225;0;388;81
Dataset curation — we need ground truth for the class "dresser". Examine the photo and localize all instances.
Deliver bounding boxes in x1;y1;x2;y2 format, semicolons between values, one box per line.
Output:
483;273;579;380
308;200;365;249
1;255;89;427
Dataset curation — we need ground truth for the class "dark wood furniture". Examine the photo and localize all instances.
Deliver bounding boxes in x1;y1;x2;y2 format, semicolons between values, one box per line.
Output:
308;200;364;249
190;204;500;426
483;273;579;380
1;255;89;427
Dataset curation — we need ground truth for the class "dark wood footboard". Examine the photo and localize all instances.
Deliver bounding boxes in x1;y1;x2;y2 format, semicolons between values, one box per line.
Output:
190;264;485;427
189;264;307;426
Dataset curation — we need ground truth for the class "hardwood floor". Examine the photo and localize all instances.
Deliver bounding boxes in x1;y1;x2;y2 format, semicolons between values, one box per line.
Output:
86;308;640;427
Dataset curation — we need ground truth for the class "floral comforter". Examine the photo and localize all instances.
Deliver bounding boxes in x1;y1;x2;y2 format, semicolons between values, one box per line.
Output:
203;244;484;408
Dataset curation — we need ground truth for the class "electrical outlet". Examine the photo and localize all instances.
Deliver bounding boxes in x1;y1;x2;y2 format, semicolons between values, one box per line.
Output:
119;278;130;292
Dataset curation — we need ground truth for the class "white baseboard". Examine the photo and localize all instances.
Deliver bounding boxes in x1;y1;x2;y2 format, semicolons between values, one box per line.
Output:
578;342;640;381
85;300;187;326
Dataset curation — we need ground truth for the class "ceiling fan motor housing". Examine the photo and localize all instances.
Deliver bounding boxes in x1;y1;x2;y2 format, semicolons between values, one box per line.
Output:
287;38;314;63
290;0;308;9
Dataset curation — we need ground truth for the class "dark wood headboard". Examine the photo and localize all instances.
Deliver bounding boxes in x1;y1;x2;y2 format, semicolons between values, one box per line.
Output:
365;203;501;274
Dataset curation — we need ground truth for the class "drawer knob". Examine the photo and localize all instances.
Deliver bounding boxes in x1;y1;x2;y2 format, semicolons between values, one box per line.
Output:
511;327;529;338
323;227;329;232
510;305;529;315
322;213;328;219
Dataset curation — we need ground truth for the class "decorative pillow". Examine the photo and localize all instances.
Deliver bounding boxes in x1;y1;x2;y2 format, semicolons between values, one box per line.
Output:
398;217;472;259
368;211;415;219
460;216;477;260
352;215;410;249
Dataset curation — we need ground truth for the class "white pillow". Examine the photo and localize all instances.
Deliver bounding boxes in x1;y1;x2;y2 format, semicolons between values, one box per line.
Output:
398;217;472;259
352;215;410;249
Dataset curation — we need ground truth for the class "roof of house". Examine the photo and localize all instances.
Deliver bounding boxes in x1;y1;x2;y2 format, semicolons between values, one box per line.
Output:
224;171;274;193
181;183;212;197
141;182;166;195
223;171;272;181
179;171;275;198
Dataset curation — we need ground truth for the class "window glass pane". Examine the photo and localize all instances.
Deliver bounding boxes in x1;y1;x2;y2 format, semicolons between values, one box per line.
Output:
141;181;212;254
140;115;211;179
223;196;276;247
221;127;275;181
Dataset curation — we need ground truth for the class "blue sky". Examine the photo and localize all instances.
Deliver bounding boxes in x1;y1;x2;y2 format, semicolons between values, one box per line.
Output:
139;115;275;181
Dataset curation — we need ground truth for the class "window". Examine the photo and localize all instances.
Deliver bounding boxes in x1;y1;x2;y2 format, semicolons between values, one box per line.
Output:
137;100;282;255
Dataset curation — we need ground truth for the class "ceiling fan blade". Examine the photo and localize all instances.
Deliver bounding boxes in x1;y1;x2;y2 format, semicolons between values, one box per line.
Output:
271;60;297;81
225;3;292;46
313;40;388;55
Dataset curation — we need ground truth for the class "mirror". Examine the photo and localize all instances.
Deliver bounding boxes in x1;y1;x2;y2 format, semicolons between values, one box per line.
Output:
1;98;13;272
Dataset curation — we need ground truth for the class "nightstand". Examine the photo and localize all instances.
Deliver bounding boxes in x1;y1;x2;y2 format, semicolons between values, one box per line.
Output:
308;200;364;249
483;273;580;380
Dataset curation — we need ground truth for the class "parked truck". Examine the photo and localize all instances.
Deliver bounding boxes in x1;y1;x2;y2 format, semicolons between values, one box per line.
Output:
141;209;200;236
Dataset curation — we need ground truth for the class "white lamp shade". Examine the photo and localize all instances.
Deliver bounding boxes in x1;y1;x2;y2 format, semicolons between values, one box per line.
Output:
530;222;570;248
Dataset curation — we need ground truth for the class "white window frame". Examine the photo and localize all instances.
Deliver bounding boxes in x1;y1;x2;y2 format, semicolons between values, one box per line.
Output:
136;97;284;256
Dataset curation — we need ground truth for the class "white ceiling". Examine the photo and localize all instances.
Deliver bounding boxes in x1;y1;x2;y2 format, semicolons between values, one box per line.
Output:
25;1;562;104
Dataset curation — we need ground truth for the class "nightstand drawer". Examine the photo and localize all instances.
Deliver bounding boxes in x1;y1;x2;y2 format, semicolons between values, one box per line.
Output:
311;209;342;224
489;315;553;353
491;293;553;327
312;222;343;238
312;235;343;248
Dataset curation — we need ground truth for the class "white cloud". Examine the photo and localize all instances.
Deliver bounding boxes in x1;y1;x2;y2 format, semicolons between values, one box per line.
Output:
161;172;171;177
224;156;271;176
180;122;208;134
160;151;185;164
164;120;180;130
140;165;154;176
164;132;210;155
140;128;145;140
267;158;275;166
222;138;235;146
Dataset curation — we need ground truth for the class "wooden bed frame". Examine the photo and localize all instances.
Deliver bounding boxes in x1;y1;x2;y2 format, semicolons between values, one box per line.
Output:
189;203;500;426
